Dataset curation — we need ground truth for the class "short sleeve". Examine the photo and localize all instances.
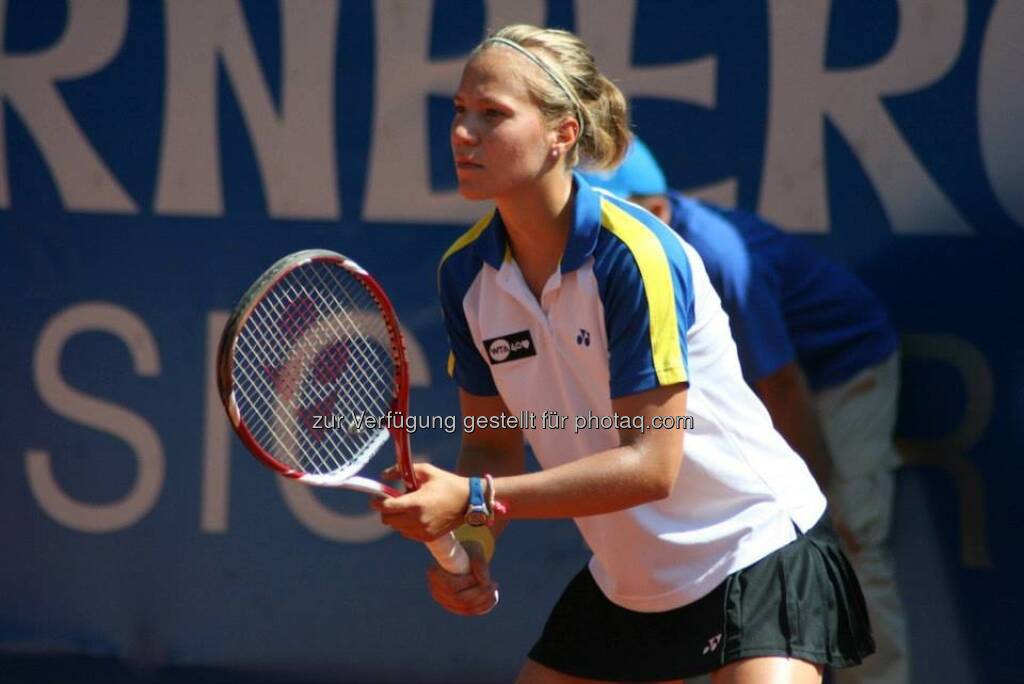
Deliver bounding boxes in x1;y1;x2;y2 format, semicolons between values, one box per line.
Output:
595;203;694;398
438;262;498;397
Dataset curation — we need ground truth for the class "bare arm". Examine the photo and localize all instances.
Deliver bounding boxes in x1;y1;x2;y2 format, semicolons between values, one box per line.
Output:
490;383;687;519
376;383;688;539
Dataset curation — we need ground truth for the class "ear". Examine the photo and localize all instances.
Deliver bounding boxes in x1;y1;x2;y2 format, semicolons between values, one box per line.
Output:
550;116;581;158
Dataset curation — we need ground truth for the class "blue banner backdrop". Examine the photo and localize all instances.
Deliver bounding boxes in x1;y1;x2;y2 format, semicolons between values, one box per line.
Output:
1;1;1021;682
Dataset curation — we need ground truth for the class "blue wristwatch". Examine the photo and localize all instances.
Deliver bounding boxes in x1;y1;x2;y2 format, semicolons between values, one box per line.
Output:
465;477;490;527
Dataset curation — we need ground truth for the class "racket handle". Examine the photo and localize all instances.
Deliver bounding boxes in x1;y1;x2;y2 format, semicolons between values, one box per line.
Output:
427;532;471;575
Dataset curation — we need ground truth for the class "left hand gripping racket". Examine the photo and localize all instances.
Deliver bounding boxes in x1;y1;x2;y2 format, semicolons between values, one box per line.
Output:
217;249;470;575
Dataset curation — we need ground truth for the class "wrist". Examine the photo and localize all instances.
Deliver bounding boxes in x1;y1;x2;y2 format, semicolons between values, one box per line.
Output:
464;476;490;527
484;473;509;524
462;474;510;527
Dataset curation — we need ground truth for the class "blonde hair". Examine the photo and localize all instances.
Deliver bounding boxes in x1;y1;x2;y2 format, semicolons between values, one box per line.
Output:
474;25;631;170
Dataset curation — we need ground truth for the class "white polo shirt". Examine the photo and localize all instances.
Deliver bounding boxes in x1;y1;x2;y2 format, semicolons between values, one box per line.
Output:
438;175;826;612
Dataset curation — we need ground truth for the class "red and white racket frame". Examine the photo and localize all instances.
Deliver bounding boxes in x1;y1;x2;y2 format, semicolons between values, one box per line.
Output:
217;249;470;575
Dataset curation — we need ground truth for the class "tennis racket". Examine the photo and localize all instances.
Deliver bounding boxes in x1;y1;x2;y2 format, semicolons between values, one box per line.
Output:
217;249;470;575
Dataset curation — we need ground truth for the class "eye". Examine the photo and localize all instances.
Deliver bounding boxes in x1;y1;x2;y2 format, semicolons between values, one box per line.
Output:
484;108;505;118
453;103;466;114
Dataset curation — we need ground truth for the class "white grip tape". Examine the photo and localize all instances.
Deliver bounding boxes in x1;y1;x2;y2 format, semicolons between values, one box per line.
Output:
426;532;471;575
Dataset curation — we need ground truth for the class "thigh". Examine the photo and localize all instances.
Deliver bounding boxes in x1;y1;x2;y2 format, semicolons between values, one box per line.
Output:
515;658;633;684
516;659;686;684
710;656;822;684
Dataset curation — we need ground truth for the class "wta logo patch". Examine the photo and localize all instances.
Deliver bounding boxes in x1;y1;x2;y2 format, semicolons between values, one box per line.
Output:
484;330;536;365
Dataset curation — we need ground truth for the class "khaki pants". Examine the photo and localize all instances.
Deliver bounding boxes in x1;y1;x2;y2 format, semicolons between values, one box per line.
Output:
815;352;909;684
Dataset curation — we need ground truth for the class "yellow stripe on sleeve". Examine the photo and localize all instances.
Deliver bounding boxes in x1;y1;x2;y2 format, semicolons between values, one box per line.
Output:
439;209;495;381
600;200;687;385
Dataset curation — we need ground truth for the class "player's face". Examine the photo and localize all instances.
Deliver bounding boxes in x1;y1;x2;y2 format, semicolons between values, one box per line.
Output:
451;50;557;200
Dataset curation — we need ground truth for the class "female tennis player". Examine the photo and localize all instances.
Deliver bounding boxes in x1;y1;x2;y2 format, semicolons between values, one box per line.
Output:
373;24;874;683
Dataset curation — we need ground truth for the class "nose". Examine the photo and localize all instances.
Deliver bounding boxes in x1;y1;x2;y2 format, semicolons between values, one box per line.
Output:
451;116;478;147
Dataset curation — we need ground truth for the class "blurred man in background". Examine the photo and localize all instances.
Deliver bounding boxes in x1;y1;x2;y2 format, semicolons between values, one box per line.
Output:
582;139;908;684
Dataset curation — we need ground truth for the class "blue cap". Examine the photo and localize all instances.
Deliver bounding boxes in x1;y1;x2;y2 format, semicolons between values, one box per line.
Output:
578;137;667;198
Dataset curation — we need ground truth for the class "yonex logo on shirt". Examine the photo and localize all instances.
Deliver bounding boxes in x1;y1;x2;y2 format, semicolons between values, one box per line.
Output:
484;330;536;364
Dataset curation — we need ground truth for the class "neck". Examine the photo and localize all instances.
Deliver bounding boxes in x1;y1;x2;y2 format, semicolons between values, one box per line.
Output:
496;169;575;280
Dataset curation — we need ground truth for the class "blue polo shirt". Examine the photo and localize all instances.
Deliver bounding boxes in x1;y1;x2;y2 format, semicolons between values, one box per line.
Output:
668;193;899;391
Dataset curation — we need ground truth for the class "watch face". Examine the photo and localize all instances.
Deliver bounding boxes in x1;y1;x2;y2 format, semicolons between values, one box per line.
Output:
466;509;489;527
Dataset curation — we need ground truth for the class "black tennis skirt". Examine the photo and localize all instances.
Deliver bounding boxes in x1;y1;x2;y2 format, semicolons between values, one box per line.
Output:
528;512;875;681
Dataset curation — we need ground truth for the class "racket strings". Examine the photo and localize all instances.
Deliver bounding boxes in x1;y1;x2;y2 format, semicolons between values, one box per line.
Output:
234;334;347;464
232;353;326;468
232;260;399;477
235;315;349;474
242;282;387;475
247;307;376;476
265;273;392;471
261;274;392;401
267;267;394;406
257;282;388;412
303;265;396;397
288;275;395;423
298;268;399;435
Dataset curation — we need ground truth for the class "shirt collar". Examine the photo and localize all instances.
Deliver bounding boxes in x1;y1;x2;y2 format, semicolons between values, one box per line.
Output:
472;208;509;270
471;173;603;273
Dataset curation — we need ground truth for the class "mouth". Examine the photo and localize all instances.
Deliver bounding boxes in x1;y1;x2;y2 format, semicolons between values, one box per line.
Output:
455;159;483;170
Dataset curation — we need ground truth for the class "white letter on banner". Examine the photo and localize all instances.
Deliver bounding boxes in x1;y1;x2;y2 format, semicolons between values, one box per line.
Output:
278;324;433;543
759;0;971;234
574;0;736;207
156;1;340;219
978;1;1024;228
0;0;135;212
26;303;164;533
363;0;544;224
